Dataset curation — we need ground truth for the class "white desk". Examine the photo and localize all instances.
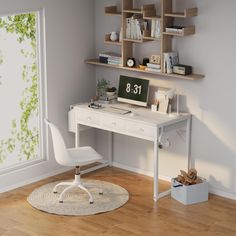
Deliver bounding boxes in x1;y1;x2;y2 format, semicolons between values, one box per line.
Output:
69;103;191;201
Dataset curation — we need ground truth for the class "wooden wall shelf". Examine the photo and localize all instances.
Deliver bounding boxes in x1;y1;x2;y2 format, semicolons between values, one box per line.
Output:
163;26;195;37
85;59;204;81
91;1;204;82
104;34;122;45
165;8;198;18
143;36;161;41
105;6;121;16
123;38;148;43
123;9;142;14
104;40;122;46
143;16;161;20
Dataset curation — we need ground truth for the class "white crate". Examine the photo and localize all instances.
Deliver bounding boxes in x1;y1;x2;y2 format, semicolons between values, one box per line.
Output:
171;178;208;205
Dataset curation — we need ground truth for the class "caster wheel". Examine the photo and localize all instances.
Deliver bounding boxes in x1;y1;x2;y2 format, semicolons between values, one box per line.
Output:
99;192;103;195
90;201;94;204
59;201;63;203
53;191;57;194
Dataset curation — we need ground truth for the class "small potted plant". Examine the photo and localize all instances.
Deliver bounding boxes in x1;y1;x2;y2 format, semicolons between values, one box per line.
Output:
96;78;110;96
106;86;117;97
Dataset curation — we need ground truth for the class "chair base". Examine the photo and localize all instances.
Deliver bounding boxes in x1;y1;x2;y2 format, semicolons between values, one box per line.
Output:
53;173;103;204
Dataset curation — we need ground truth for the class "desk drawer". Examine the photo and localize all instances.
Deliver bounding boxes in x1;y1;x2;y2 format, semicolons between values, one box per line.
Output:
127;122;155;140
101;116;126;132
77;110;100;126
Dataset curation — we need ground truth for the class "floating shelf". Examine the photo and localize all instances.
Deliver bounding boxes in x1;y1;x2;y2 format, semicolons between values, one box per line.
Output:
85;59;204;81
88;1;204;82
143;16;161;20
104;34;122;45
143;36;161;41
123;38;148;43
143;30;161;41
163;26;195;37
123;9;142;14
105;6;121;16
104;40;122;46
122;30;161;43
165;8;198;18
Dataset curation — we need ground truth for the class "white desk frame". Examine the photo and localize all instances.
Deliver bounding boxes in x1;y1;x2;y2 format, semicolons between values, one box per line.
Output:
69;103;191;201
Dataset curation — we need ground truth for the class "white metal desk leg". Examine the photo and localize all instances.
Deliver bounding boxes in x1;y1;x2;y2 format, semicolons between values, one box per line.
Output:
153;127;159;201
186;116;192;170
108;132;113;166
75;124;80;148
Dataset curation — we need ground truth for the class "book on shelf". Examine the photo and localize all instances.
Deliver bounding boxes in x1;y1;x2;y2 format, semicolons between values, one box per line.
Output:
164;52;179;74
99;52;121;64
99;52;121;58
165;26;183;34
126;18;131;38
145;67;161;73
125;16;147;40
146;63;161;69
151;19;161;39
107;60;122;66
99;56;108;64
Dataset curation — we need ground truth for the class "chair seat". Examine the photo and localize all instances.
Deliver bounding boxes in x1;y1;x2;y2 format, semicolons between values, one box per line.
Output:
67;146;103;166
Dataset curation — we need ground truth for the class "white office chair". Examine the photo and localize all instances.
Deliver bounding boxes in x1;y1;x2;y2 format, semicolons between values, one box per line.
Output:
45;119;103;204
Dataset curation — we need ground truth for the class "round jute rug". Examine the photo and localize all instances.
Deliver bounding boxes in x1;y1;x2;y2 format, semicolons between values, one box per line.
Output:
27;179;129;216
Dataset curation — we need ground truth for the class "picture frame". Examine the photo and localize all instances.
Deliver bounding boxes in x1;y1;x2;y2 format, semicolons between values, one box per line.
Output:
154;89;169;114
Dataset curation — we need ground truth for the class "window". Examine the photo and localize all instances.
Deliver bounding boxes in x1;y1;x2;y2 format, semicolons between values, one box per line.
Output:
0;11;46;172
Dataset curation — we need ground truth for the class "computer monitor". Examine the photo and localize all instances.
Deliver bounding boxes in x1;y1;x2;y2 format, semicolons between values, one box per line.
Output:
117;75;149;107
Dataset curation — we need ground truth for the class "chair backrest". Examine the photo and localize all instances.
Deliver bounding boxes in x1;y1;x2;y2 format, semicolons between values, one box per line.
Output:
44;119;70;166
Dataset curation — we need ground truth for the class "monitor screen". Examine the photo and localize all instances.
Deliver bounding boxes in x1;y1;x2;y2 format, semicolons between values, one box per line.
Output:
118;75;149;107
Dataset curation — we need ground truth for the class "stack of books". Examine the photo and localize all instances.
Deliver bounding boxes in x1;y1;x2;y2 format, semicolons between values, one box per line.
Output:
151;19;162;39
98;94;117;104
145;63;161;73
126;16;147;40
165;26;183;34
99;52;122;66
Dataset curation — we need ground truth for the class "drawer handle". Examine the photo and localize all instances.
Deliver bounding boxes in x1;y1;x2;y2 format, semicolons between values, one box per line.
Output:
139;128;144;132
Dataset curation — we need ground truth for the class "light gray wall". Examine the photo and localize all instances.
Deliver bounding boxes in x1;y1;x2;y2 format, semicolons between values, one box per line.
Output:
0;0;96;192
95;0;236;199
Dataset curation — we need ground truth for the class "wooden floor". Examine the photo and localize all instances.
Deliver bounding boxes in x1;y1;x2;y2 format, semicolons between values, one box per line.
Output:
1;167;236;236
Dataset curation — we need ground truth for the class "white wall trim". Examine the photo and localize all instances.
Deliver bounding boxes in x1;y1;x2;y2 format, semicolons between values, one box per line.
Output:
112;162;171;182
2;160;236;201
112;162;236;201
209;187;236;201
0;166;72;193
0;162;109;194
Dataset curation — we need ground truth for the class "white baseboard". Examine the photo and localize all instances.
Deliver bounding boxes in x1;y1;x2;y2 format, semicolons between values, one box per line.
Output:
112;162;236;201
209;187;236;201
112;162;171;182
0;162;109;194
0;167;72;193
2;160;236;201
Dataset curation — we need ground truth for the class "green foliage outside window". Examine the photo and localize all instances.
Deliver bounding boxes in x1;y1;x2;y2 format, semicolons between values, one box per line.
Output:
0;13;39;163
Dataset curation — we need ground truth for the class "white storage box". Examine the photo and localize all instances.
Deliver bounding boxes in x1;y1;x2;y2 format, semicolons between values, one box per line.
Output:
171;178;208;205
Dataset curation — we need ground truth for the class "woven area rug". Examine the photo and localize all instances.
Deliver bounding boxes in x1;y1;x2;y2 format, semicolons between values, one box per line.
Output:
27;179;129;216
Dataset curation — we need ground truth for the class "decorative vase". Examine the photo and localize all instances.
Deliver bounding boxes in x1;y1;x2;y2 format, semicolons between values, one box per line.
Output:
110;32;118;41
